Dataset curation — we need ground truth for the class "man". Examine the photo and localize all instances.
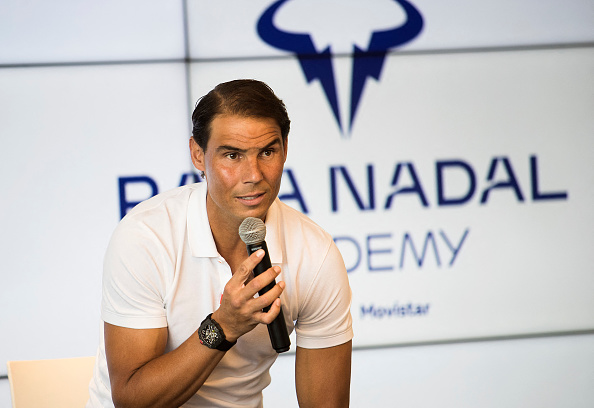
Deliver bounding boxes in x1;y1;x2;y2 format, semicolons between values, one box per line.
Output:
87;79;353;407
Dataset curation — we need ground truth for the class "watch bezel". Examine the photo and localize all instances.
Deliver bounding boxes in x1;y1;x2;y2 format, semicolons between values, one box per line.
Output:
198;313;236;351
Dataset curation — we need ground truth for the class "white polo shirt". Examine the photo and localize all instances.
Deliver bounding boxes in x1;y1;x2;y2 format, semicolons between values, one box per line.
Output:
87;182;353;408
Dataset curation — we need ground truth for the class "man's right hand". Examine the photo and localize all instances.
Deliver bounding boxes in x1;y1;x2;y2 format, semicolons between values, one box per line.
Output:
212;249;285;342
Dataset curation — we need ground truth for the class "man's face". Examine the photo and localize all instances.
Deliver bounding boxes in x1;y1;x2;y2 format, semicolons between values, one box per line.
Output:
190;114;287;229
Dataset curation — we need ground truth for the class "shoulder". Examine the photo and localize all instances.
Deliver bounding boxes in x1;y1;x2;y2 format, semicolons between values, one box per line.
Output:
103;185;206;290
274;199;333;244
272;200;342;274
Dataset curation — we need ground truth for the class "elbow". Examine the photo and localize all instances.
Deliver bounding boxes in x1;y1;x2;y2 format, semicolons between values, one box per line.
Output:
111;386;172;408
110;385;145;408
111;392;134;408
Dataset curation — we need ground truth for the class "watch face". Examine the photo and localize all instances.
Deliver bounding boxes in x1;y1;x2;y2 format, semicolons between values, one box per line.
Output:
200;321;222;348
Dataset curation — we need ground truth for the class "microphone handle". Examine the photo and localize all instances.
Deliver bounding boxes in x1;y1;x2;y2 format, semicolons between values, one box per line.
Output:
247;241;291;353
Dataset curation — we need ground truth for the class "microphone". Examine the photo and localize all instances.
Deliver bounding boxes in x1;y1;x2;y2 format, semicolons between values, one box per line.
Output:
239;217;291;353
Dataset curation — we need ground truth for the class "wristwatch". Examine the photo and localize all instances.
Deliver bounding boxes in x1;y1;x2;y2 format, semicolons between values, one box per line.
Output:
198;313;236;351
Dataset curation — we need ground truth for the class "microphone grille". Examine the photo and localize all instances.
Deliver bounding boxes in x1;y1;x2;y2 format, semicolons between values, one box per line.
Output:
238;217;266;245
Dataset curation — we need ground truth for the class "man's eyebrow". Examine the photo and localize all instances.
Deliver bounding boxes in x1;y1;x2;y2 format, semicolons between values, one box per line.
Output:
216;144;247;153
216;139;282;153
260;139;282;150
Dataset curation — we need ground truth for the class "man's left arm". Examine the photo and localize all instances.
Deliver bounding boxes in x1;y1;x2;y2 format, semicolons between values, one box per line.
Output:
295;340;352;408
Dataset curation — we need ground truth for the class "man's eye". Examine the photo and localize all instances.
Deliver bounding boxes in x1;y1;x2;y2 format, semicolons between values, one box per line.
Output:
226;152;239;160
261;149;274;157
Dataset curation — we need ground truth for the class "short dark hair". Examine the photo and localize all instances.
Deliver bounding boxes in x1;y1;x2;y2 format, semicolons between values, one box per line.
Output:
191;79;291;151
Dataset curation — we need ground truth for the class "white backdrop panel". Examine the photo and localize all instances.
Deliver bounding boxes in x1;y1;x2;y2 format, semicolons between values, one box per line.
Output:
0;0;185;64
190;46;594;348
0;63;190;371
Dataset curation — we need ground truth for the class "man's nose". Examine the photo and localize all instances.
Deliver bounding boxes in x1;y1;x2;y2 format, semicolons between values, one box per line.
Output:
243;156;264;183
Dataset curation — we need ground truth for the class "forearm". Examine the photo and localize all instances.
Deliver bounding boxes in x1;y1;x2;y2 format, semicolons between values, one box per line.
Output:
295;342;352;408
107;329;224;408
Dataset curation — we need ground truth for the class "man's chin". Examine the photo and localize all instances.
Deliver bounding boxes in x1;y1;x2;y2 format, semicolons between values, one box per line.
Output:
234;205;269;223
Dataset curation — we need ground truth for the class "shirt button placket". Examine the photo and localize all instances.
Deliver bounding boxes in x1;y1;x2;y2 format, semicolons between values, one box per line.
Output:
217;256;232;303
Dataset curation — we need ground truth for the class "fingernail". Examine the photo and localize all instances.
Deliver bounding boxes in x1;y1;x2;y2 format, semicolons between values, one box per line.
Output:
256;249;265;258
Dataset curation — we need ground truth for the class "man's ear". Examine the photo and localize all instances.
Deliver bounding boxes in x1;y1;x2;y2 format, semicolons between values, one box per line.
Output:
189;138;205;173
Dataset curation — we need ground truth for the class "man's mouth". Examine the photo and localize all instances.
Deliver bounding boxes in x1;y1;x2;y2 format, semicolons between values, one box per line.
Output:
237;192;265;204
238;193;262;200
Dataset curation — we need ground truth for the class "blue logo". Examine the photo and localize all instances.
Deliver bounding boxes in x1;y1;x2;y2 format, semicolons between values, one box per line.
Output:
257;0;423;135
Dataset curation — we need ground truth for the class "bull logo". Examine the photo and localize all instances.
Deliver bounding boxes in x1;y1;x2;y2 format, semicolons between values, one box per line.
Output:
258;0;423;136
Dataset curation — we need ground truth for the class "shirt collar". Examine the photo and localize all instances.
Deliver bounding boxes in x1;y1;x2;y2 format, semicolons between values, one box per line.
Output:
187;183;284;264
187;183;218;258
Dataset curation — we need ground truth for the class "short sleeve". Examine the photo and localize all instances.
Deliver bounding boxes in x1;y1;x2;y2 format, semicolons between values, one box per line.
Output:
101;220;169;329
295;241;353;349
